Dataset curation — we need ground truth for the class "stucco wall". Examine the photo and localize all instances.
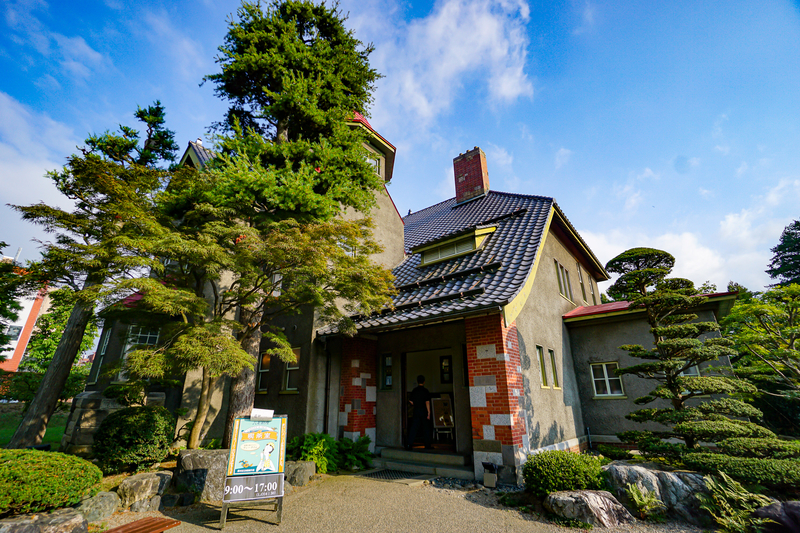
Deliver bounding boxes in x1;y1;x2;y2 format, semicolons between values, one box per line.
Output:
374;321;471;453
513;230;590;450
567;308;732;438
341;185;405;269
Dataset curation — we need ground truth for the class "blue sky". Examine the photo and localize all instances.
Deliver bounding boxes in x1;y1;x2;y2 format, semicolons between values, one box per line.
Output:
2;0;800;294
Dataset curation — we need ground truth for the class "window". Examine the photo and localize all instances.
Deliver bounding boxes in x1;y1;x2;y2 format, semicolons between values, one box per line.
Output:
88;328;112;384
117;325;159;381
680;365;700;377
554;260;574;301
380;353;393;390
283;347;301;391
590;279;597;305
4;325;22;341
576;263;588;302
591;363;624;397
422;238;475;265
270;273;282;297
257;352;271;392
537;345;548;387
549;349;560;389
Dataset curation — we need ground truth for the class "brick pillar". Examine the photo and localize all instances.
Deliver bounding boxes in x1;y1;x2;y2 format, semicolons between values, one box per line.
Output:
338;337;378;451
465;314;527;483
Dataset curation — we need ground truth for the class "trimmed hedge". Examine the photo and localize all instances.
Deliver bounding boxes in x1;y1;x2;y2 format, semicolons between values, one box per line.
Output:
717;438;800;459
0;450;102;517
683;453;800;490
523;450;604;496
596;444;632;461
94;405;175;474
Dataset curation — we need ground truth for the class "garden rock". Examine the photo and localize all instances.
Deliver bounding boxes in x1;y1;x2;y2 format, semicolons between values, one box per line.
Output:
753;501;800;533
0;509;87;533
285;461;315;487
176;449;228;502
117;471;173;509
159;494;180;509
130;496;160;513
603;462;707;525
75;491;120;522
544;490;634;528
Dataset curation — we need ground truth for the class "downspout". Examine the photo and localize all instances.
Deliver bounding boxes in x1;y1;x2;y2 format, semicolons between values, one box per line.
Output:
323;338;331;435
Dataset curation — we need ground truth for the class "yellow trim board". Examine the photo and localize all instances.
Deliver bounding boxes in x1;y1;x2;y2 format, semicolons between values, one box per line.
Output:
502;206;555;327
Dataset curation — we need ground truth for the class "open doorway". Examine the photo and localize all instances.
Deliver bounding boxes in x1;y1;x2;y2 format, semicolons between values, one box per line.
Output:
402;349;457;452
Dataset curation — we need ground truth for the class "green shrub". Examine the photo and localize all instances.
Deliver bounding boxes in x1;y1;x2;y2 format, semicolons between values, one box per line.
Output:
0;450;102;517
336;435;372;471
718;438;800;459
596;444;632;461
93;405;175;474
626;483;666;521
696;472;774;533
683;452;800;490
522;450;604;497
674;419;776;443
287;433;339;472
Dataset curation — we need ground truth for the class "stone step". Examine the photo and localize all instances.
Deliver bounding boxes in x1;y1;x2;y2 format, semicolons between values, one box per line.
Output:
379;448;467;466
370;457;475;481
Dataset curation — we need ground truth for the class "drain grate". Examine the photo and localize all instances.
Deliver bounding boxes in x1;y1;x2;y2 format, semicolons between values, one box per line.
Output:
361;469;424;481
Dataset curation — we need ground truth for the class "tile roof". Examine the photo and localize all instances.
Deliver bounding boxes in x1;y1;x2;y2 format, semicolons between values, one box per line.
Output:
319;190;554;334
563;291;739;321
187;140;214;168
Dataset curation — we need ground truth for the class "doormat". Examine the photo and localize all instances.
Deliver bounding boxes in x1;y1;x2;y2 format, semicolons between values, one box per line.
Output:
358;469;433;483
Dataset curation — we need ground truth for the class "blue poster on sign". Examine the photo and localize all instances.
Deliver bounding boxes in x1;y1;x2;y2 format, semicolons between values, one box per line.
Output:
225;415;287;477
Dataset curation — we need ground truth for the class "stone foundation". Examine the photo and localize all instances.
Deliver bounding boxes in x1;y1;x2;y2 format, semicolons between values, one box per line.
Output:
60;391;165;456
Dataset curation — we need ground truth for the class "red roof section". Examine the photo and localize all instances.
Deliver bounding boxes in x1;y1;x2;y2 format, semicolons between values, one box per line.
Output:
350;111;396;151
563;291;738;319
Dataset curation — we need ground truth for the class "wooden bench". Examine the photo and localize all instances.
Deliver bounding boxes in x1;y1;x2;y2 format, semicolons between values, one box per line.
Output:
105;517;181;533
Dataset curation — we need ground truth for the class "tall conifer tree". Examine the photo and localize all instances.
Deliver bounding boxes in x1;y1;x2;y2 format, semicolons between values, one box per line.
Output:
767;220;800;286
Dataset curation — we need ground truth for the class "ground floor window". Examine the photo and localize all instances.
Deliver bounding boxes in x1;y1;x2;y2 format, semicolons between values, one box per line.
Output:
283;347;301;391
591;362;624;396
549;349;560;389
537;345;548;387
380;353;393;390
257;351;271;392
117;325;160;381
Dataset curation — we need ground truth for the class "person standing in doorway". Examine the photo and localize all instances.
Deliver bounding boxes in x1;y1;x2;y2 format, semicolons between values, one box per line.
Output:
406;374;432;449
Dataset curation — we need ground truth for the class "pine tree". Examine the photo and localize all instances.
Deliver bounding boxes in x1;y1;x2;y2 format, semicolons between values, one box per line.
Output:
204;0;392;445
606;248;771;457
7;103;177;448
767;220;800;286
0;243;26;355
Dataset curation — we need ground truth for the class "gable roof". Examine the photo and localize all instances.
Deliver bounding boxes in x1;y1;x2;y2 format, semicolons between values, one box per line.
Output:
179;140;215;169
320;190;588;334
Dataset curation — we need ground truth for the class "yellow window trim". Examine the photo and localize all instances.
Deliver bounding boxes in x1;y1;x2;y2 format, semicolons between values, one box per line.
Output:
415;227;497;267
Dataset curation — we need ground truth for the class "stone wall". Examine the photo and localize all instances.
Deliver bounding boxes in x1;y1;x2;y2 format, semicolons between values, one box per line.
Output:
60;391;165;456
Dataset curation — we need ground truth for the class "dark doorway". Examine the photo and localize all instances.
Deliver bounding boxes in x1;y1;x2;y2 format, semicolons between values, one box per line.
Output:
402;349;457;452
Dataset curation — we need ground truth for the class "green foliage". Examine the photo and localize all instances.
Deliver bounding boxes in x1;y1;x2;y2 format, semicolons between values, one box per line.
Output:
0;366;89;407
102;381;147;406
93;406;175;474
718;438;800;459
605;247;763;451
286;432;372;473
549;516;594;530
626;483;666;521
767;220;800;287
596;444;632;460
683;452;800;489
287;432;339;472
696;472;774;533
0;449;102;517
336;435;372;471
0;243;27;353
522;451;604;497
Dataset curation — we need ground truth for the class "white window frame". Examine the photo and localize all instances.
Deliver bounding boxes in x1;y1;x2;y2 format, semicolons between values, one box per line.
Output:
283;347;301;392
116;324;160;382
591;362;625;397
257;351;271;393
549;349;560;389
537;345;549;388
88;328;112;384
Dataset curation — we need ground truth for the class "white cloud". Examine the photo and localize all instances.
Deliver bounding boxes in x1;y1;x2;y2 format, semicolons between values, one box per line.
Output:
572;1;596;35
359;0;533;133
699;187;713;198
714;145;730;155
434;165;455;201
555;147;572;169
636;167;659;180
614;182;642;212
736;161;749;176
764;179;800;207
487;143;513;168
141;11;207;82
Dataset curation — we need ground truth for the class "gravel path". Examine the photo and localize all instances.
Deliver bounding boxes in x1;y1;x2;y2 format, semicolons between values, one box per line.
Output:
101;474;703;533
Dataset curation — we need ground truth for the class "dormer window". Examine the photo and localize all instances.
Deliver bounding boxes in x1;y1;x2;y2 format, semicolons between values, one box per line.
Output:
414;226;496;267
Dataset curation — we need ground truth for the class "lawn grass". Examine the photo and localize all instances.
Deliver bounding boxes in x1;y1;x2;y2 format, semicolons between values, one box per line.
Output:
0;403;70;448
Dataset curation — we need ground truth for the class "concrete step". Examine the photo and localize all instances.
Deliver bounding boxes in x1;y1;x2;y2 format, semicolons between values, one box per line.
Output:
380;448;466;466
370;457;475;481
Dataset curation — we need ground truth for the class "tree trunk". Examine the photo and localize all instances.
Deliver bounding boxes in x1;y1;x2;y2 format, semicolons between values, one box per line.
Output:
188;368;217;449
222;304;262;449
7;294;94;448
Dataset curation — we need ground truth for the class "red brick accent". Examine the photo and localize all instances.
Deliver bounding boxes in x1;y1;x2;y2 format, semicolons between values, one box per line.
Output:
339;337;377;435
453;147;489;204
465;314;525;448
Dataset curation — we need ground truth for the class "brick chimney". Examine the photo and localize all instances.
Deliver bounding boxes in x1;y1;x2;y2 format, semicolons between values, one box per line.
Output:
453;147;489;204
